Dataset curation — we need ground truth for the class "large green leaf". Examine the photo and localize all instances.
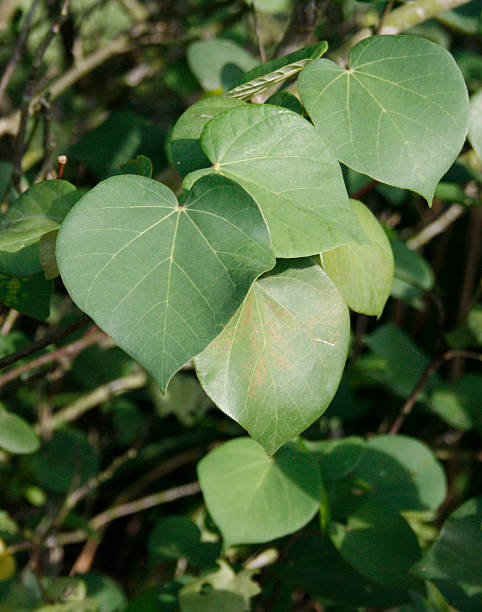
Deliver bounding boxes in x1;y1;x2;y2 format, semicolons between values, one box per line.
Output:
226;41;327;100
414;497;482;586
0;405;39;454
187;39;257;92
281;533;412;607
353;435;447;512
197;438;320;546
57;174;275;391
413;497;482;611
321;199;394;316
170;97;245;177
299;35;469;203
195;259;349;455
193;104;366;257
330;501;423;591
0;180;80;277
28;430;98;494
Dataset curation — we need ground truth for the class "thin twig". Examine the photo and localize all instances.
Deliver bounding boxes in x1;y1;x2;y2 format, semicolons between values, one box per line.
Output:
12;0;70;190
388;349;482;435
35;97;57;182
376;0;395;35
0;309;20;336
275;0;326;58
35;370;148;433
406;203;465;250
0;327;105;389
0;0;41;104
350;179;378;200
50;481;201;548
0;315;91;371
250;3;266;63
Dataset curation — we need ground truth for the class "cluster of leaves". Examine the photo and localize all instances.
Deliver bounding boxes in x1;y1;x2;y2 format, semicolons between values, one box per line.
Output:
0;0;481;610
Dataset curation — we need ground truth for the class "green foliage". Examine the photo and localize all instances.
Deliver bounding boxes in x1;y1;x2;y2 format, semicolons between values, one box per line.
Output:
0;3;480;610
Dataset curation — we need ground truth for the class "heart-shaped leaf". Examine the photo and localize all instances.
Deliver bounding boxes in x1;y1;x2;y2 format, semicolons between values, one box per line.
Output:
171;97;245;177
0;180;81;277
195;259;349;455
194;104;366;257
197;438;320;546
321;199;394;317
57;174;275;391
299;35;469;203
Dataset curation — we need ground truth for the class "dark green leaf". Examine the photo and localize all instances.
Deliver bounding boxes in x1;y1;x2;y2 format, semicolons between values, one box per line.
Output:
299;35;469;203
265;91;303;114
282;533;412;607
330;501;423;591
0;180;80;277
57;174;275;392
303;436;366;481
196;259;349;454
0;272;53;320
430;374;482;433
198;438;320;546
117;155;153;178
28;430;98;494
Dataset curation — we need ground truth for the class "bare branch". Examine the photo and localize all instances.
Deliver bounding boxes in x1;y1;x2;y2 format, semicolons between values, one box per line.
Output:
0;315;91;372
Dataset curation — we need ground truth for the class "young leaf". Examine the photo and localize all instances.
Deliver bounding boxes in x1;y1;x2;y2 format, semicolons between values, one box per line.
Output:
195;259;350;455
187;39;257;92
321;199;394;317
226;41;327;100
197;438;320;546
197;104;366;257
57;174;275;392
170;97;245;177
299;35;469;203
0;180;81;277
0;405;39;454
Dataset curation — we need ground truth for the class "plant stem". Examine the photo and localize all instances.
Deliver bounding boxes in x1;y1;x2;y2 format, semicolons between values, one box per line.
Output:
0;0;41;104
250;4;266;63
12;0;70;189
388;349;482;435
379;0;471;34
406;203;465;250
36;370;148;433
0;315;91;371
275;0;326;58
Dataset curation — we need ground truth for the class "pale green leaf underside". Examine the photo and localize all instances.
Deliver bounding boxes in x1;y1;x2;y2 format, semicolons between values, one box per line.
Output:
299;35;470;203
197;438;320;546
225;41;327;100
199;104;366;257
57;174;275;391
322;199;394;317
0;180;80;277
195;259;350;455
